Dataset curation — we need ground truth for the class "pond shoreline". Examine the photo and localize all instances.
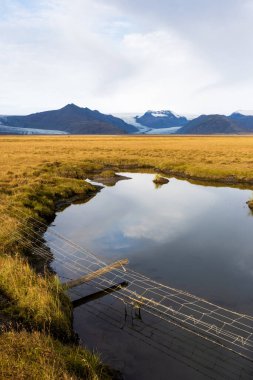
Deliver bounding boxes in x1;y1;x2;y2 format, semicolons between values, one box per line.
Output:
83;164;253;207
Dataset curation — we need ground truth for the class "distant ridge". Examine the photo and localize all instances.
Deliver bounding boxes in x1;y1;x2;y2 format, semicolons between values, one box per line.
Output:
0;104;138;135
2;105;253;135
178;114;253;134
229;112;253;133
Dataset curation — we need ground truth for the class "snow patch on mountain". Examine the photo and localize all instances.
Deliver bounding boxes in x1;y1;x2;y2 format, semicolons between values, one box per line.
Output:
151;113;167;117
147;110;197;120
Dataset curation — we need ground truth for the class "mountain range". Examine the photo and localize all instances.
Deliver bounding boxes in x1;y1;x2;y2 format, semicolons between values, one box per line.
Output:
179;113;253;134
0;104;137;135
1;104;253;135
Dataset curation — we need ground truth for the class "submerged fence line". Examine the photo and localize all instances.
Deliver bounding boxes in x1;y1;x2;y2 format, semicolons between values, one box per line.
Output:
2;206;253;362
71;289;253;380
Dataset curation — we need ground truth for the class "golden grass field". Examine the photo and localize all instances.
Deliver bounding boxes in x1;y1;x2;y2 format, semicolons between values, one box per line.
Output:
2;135;253;185
1;134;253;379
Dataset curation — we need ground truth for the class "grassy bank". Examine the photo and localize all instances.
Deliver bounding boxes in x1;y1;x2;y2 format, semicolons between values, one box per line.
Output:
0;255;72;337
1;135;253;378
0;330;112;380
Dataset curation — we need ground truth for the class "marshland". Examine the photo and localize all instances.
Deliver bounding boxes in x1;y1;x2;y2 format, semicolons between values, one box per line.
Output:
1;135;253;379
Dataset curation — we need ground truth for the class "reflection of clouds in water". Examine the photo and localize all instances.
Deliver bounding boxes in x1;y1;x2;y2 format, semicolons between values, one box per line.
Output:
235;254;253;279
51;174;219;248
47;172;253;312
122;211;184;243
118;174;218;243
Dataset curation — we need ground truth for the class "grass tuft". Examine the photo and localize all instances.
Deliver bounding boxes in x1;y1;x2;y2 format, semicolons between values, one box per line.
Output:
0;330;112;380
0;255;72;339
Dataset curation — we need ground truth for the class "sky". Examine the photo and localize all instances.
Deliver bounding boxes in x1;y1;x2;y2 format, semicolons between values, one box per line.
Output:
1;0;253;115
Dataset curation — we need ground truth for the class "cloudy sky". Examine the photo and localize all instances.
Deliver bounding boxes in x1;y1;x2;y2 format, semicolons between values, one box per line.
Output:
1;0;253;115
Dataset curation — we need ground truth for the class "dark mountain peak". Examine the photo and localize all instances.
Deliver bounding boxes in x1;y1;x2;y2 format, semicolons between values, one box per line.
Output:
228;112;253;131
61;103;82;111
2;104;138;135
62;103;81;109
229;112;244;119
178;114;244;135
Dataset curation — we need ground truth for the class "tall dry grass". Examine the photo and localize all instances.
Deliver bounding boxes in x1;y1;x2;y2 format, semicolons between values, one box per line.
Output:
0;255;72;337
0;330;111;380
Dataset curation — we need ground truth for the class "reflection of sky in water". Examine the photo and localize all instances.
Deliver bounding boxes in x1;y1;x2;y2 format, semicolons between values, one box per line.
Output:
47;173;253;313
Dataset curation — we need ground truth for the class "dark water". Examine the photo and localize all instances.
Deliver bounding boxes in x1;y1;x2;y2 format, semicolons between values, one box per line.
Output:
46;173;253;379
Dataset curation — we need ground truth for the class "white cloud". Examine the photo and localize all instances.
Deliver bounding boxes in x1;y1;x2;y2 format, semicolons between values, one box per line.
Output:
1;0;253;114
0;0;135;113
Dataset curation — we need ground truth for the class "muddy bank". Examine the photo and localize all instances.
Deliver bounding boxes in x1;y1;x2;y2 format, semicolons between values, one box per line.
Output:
121;164;253;187
87;164;253;211
247;199;253;211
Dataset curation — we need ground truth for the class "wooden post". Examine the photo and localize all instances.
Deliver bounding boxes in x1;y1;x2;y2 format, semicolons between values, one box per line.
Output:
64;258;128;289
72;281;128;308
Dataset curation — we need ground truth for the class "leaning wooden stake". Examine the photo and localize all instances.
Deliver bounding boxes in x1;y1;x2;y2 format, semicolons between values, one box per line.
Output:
64;258;129;289
72;281;129;308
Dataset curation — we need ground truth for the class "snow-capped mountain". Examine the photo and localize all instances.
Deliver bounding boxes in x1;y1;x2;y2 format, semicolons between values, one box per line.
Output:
135;110;189;129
